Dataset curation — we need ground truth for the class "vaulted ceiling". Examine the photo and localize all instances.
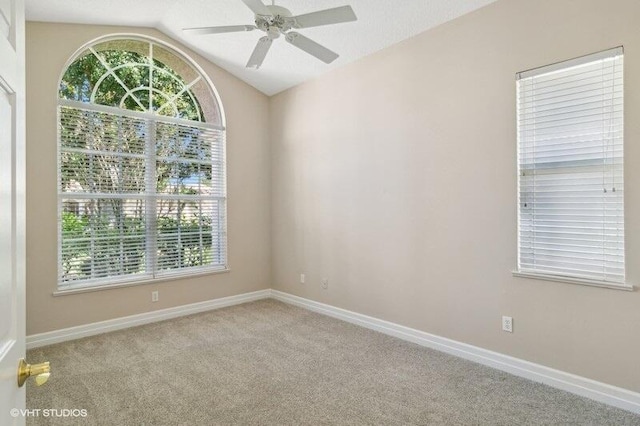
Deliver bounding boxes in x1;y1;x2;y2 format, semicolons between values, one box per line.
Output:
26;0;496;95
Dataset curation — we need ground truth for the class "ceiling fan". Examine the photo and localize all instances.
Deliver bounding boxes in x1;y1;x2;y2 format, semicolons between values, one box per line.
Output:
183;0;357;69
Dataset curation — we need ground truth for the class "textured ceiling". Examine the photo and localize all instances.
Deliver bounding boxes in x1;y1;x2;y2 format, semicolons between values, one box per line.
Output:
26;0;497;95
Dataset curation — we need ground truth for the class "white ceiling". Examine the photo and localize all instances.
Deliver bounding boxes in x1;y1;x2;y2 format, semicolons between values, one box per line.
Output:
26;0;497;95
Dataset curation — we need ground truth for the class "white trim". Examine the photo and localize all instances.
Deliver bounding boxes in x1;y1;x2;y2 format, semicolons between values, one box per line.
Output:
0;34;16;92
512;271;634;291
271;290;640;415
53;267;230;296
516;46;623;80
27;289;270;349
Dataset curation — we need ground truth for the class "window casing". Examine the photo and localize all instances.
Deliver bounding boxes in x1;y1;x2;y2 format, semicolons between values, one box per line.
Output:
58;36;226;291
516;47;625;287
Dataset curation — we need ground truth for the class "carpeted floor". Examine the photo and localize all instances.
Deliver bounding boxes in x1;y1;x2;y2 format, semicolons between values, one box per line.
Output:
27;299;640;425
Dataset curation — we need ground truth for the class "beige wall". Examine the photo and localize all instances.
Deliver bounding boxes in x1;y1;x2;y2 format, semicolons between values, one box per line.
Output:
270;0;640;392
26;22;271;335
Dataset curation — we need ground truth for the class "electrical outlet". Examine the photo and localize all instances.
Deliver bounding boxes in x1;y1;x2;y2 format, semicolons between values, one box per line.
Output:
502;316;513;333
152;291;159;302
300;273;305;284
321;278;328;289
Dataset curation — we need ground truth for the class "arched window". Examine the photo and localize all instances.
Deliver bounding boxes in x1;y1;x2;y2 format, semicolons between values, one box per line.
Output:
58;36;227;290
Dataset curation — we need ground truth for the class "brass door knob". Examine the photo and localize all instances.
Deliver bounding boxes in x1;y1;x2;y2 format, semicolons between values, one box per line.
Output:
17;359;51;387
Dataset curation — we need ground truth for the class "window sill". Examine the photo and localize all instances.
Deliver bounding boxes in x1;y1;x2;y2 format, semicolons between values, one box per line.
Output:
53;267;231;297
512;271;633;292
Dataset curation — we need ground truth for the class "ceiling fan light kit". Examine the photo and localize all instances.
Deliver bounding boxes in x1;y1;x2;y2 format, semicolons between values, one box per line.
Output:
183;0;357;69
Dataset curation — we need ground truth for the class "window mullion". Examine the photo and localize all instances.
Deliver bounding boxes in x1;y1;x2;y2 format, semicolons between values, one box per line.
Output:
88;112;96;279
146;120;158;277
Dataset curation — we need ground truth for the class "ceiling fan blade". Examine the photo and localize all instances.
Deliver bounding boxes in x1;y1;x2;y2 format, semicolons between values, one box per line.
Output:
246;36;273;69
183;25;256;35
241;0;272;16
285;32;339;64
292;5;357;29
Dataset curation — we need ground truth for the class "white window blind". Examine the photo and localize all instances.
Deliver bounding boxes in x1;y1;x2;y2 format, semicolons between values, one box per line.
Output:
517;47;625;286
59;104;227;289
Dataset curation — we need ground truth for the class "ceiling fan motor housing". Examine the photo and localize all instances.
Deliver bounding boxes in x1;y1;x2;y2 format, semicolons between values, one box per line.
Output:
255;5;294;37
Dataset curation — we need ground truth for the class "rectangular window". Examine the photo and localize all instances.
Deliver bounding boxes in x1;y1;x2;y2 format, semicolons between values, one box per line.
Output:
516;47;625;287
58;105;227;291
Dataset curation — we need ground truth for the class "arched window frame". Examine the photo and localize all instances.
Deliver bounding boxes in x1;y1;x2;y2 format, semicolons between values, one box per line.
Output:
57;34;228;291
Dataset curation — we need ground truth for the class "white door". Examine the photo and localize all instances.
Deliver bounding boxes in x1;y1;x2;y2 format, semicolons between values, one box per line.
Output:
0;0;26;424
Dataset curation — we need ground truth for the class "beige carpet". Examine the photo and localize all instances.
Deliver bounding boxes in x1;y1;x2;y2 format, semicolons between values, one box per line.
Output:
27;299;640;425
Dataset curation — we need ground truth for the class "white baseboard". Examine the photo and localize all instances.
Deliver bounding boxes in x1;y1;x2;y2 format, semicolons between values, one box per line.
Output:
271;290;640;415
26;289;272;350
